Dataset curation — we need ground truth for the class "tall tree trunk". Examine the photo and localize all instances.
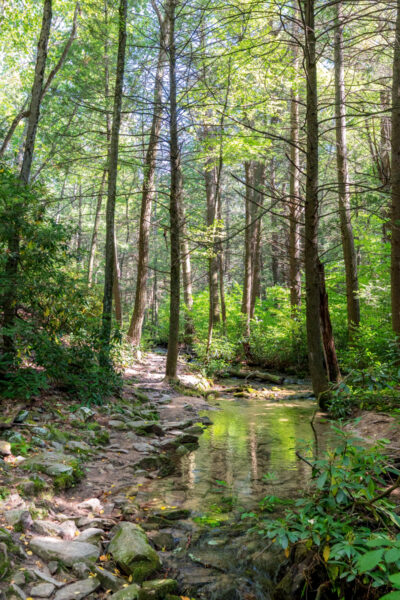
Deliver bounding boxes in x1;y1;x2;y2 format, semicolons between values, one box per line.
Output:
391;0;400;338
113;229;123;328
303;0;329;405
217;193;227;328
241;161;254;339
251;161;265;317
165;0;182;380
101;0;127;350
179;201;194;343
205;161;221;327
318;261;341;383
1;0;52;358
127;12;169;347
334;0;360;336
289;37;302;314
88;170;107;285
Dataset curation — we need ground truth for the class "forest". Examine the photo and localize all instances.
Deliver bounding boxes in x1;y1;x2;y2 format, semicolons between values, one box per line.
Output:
2;0;400;599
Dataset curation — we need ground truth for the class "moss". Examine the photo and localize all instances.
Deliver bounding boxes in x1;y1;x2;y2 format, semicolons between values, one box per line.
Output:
93;429;109;445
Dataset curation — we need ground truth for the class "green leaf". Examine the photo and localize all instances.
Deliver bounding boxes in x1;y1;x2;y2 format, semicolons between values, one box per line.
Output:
389;573;400;588
380;592;400;600
356;549;384;573
385;548;400;564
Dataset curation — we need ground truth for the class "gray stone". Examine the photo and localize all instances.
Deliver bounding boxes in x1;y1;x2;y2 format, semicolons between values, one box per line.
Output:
33;519;62;537
31;427;50;438
53;578;100;600
24;451;77;478
151;532;175;551
31;567;63;587
6;583;26;599
77;498;103;513
130;442;156;453
29;537;99;566
0;440;11;455
93;566;124;592
59;520;79;540
5;509;26;527
31;435;47;448
48;561;58;575
77;528;103;544
72;562;90;578
65;441;91;453
75;407;95;422
30;583;55;598
12;571;26;586
0;543;10;579
110;584;140;600
108;522;161;581
14;410;29;423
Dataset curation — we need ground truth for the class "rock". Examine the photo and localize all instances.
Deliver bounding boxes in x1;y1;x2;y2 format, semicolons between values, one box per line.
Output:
151;532;175;551
153;508;190;521
75;407;95;422
59;520;79;540
14;410;29;423
110;584;140;600
109;420;127;429
31;427;50;438
31;435;47;448
31;567;63;587
29;537;99;566
72;562;90;578
76;528;103;544
130;442;156;453
12;571;27;586
53;578;100;600
33;520;62;537
19;511;34;531
108;522;161;581
24;451;81;487
138;580;178;600
0;440;11;455
93;566;124;592
184;425;204;435
6;583;27;599
0;542;10;579
77;498;103;513
5;508;26;527
65;441;91;453
128;421;163;436
48;561;58;575
30;583;55;598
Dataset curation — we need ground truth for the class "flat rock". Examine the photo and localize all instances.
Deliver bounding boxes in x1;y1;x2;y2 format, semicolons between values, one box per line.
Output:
29;537;99;566
33;520;62;537
94;565;124;592
31;567;63;587
30;582;55;597
0;440;11;455
76;528;103;544
53;577;100;600
138;579;178;600
77;498;103;513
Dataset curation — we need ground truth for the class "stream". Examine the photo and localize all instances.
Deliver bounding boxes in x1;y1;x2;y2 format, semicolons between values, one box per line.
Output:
134;384;337;599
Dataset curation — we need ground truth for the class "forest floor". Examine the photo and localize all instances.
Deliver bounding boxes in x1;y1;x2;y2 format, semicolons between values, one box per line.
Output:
1;352;400;600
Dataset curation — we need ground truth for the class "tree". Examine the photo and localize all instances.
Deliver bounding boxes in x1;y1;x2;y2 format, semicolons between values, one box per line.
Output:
392;0;400;338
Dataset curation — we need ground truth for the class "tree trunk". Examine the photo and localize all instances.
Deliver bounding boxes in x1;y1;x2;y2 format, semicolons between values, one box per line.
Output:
334;0;360;336
391;0;400;338
113;229;123;328
318;261;341;383
88;169;107;285
1;0;52;358
251;161;265;317
165;0;182;380
303;0;329;405
179;201;195;343
101;0;127;350
289;32;302;314
241;161;254;339
205;161;221;326
127;12;169;346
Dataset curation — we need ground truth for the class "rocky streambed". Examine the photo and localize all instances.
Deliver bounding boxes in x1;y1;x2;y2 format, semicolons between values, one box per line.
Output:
0;353;335;600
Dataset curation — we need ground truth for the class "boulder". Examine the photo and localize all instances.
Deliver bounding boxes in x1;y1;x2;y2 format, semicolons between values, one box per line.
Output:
93;566;125;592
110;584;140;600
53;578;100;600
138;579;178;599
108;522;160;581
29;537;99;566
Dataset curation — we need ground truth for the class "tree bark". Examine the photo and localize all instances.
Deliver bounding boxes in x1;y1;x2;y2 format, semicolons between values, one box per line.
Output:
289;32;302;314
318;261;341;383
165;0;182;380
88;170;107;285
1;0;52;358
391;0;400;338
101;0;127;349
241;161;254;339
179;201;195;343
250;161;265;317
303;0;329;405
334;0;360;336
113;229;123;328
205;160;221;327
127;11;169;347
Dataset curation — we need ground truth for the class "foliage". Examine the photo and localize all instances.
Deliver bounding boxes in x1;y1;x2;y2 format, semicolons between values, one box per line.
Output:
249;432;400;598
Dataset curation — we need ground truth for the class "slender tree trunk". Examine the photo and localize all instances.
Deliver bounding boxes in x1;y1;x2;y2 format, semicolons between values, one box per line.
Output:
318;261;341;383
204;161;220;327
101;0;127;350
334;0;360;336
165;0;182;380
88;170;107;285
1;0;52;358
241;161;254;339
127;14;169;346
179;201;195;343
251;161;265;317
217;193;227;327
113;229;123;328
303;0;329;405
391;0;400;338
289;39;302;314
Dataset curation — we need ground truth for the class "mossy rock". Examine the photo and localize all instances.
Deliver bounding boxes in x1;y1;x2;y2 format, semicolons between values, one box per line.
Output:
138;579;178;600
108;522;161;582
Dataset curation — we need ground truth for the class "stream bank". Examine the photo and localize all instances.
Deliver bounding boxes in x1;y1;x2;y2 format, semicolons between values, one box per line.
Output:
1;352;392;600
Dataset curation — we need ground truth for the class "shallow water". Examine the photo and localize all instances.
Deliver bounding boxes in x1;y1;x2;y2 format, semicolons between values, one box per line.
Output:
140;391;337;515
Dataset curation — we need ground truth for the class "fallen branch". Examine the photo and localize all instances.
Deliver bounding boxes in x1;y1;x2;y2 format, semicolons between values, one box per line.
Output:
220;368;284;385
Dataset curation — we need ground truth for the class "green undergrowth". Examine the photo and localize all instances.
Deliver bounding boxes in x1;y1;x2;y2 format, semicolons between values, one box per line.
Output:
243;430;400;599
